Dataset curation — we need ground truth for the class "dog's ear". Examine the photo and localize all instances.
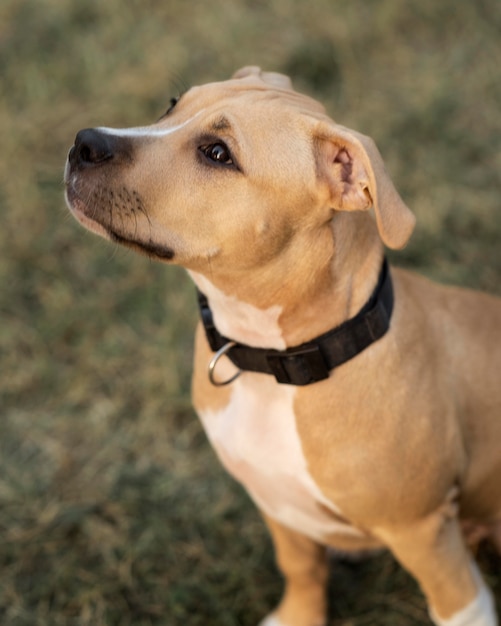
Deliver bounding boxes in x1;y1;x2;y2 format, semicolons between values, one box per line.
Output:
316;123;415;249
232;66;293;90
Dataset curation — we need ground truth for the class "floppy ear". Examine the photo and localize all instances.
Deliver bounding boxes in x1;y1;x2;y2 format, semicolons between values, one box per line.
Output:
232;66;293;90
316;122;415;249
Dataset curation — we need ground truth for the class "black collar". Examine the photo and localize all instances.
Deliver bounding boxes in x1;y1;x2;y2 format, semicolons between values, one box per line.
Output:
197;258;394;386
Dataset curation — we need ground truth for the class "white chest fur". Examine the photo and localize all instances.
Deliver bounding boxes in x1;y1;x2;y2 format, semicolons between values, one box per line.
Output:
198;374;362;543
190;272;362;542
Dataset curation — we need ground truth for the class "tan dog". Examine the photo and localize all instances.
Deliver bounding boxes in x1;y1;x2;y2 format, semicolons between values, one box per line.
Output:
64;67;501;626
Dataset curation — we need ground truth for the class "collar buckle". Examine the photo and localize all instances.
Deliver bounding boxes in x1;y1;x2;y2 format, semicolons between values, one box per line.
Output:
266;344;330;386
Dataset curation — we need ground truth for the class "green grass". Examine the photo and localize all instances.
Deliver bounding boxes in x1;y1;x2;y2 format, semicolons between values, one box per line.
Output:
1;0;500;624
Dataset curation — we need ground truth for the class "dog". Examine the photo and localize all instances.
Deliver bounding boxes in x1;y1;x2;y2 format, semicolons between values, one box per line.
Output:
64;66;501;626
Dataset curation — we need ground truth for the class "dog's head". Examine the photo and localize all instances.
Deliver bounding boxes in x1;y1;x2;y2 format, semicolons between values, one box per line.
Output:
65;66;414;284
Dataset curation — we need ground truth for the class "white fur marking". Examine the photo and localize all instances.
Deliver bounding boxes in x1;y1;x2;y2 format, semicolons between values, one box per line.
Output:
258;615;286;626
189;271;286;349
429;562;497;626
199;375;363;544
97;110;204;139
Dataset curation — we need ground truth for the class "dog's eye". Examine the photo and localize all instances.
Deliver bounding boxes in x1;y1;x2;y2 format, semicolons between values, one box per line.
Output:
201;143;233;166
165;97;179;115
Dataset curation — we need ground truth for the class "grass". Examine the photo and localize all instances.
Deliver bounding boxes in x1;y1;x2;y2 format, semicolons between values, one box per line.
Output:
1;0;500;624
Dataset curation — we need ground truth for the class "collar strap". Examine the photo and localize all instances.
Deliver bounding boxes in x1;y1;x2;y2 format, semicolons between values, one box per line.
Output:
197;258;393;386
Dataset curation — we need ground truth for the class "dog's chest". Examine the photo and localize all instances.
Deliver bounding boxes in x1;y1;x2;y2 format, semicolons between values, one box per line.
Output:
198;375;361;543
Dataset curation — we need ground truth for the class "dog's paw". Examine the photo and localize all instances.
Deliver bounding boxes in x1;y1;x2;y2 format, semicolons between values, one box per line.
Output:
429;578;497;626
259;615;284;626
258;613;325;626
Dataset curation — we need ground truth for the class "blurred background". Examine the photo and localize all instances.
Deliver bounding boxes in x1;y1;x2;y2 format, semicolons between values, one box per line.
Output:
1;1;500;624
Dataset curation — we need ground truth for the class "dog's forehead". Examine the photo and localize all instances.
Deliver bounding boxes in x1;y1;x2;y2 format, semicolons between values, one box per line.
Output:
178;76;328;124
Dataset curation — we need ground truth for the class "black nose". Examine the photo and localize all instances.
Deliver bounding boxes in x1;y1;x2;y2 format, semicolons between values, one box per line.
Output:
68;128;131;169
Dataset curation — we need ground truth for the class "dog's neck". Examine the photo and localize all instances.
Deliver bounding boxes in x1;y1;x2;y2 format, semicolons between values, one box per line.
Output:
189;216;384;349
188;270;288;350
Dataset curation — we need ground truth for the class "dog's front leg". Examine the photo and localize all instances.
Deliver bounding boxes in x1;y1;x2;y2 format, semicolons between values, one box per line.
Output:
259;514;328;626
374;494;497;626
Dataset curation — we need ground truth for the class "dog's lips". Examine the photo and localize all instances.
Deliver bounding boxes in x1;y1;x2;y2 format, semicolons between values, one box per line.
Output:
65;182;111;240
65;179;175;261
109;232;175;260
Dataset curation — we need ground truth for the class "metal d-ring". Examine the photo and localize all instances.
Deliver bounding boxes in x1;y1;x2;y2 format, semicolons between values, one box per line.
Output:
208;341;242;387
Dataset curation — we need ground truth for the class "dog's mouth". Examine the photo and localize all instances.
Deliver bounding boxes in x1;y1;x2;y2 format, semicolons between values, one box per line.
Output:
65;178;175;261
108;231;175;260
